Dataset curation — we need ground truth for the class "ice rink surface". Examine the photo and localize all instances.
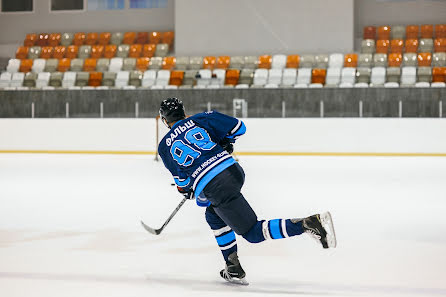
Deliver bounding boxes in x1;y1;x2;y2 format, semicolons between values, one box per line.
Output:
1;153;446;297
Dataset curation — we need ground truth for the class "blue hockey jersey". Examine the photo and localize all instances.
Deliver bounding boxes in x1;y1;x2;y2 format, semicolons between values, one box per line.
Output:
158;111;246;207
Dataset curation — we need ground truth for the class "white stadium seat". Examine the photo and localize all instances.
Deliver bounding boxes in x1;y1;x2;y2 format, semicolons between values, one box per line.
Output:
296;68;311;86
156;70;171;86
271;54;287;69
211;69;226;86
384;82;399;88
253;69;268;86
142;70;157;87
109;57;123;72
32;59;46;73
268;69;282;85
329;53;344;68
196;69;211;86
264;83;278;88
282;68;297;86
400;67;416;86
370;67;386;86
6;59;20;73
415;82;430;88
325;68;341;86
62;72;76;88
10;72;25;87
354;82;369;88
341;68;356;85
115;71;130;88
0;72;12;88
36;72;51;88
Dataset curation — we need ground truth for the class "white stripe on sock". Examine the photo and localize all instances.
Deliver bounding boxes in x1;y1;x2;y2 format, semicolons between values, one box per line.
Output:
220;240;237;251
262;221;271;240
281;219;289;238
213;226;232;237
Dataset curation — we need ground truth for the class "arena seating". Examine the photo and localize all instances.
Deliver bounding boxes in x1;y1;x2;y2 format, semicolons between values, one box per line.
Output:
2;25;446;90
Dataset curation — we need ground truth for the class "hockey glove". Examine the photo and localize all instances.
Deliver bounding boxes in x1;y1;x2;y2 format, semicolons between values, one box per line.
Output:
219;138;234;154
177;186;194;200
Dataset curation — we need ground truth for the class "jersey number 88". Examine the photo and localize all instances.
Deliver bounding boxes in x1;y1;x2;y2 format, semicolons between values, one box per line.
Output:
170;127;216;166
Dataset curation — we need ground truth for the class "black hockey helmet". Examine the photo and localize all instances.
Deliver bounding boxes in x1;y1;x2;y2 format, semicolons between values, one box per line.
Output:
159;97;186;127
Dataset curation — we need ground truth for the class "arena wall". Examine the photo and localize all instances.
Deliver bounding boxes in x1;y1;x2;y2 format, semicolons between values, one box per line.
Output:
1;118;445;155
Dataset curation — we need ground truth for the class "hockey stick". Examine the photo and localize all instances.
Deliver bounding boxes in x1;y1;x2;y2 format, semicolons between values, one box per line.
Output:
141;196;188;235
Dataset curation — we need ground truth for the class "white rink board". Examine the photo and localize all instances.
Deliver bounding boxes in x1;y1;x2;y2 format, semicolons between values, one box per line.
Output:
0;118;445;153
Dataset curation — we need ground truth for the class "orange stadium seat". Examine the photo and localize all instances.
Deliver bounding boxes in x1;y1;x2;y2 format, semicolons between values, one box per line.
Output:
73;32;86;46
169;70;184;86
24;33;37;46
216;56;230;69
390;39;404;53
40;46;54;59
258;55;272;69
85;32;99;45
65;45;79;59
129;44;142;58
162;56;176;70
435;24;446;38
421;25;433;39
53;46;66;59
376;40;390;54
58;58;71;72
149;32;161;44
344;54;358;67
91;45;104;58
16;46;29;59
405;39;419;53
98;32;111;45
136;32;149;44
161;31;174;47
418;53;432;66
88;72;103;86
104;45;117;58
432;67;446;82
225;69;240;85
286;55;300;68
406;25;419;39
48;33;61;46
83;58;97;71
136;57;150;71
203;56;216;69
36;33;49;46
123;32;136;44
377;26;391;40
363;26;376;40
434;38;446;52
311;69;326;85
142;44;156;57
388;53;403;67
19;59;33;72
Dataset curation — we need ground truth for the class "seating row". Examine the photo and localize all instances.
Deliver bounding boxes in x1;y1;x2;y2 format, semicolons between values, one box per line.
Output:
7;52;446;74
1;67;445;89
15;44;169;59
361;38;446;54
363;25;446;40
23;31;174;47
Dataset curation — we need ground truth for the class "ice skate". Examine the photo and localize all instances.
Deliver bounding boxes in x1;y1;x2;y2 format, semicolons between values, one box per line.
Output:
293;212;337;248
219;252;249;285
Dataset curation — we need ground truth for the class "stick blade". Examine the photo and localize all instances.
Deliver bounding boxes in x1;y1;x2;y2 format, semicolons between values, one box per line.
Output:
141;220;161;235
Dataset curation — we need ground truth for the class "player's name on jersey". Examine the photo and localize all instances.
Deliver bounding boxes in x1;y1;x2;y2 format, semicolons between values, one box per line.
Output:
192;151;229;179
165;120;195;146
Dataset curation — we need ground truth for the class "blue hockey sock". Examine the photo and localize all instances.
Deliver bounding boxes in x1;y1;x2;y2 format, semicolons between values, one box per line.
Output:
212;226;237;262
243;219;304;243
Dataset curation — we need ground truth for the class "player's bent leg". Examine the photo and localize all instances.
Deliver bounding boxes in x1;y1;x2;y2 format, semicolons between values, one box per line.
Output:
205;206;238;261
242;218;304;243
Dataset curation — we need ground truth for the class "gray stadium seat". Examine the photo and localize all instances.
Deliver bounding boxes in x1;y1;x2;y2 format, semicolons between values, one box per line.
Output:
76;72;89;87
28;46;41;59
49;72;63;87
149;57;163;70
189;57;203;70
61;33;74;46
155;43;169;57
229;56;244;69
315;54;329;69
78;45;91;59
129;70;143;87
102;72;117;86
23;72;37;87
356;67;371;84
239;69;254;85
182;70;197;86
419;39;433;53
110;32;124;45
299;55;315;68
361;39;375;54
391;26;405;40
116;44;130;58
403;53;417;67
96;58;110;72
432;52;446;67
175;56;189;70
70;58;84;72
243;56;258;69
417;67;432;83
373;54;387;67
386;67;401;83
44;59;58;72
122;58;136;71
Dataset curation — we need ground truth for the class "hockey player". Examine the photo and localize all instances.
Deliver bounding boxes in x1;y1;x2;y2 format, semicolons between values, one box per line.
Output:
158;98;336;285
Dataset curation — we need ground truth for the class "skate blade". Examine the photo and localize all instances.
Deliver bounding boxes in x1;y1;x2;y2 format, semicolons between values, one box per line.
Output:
225;277;249;286
320;211;337;248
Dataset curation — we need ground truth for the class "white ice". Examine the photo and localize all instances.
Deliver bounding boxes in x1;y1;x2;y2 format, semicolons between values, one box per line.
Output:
0;154;446;297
